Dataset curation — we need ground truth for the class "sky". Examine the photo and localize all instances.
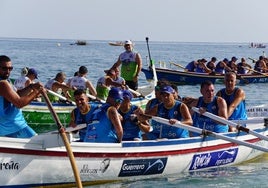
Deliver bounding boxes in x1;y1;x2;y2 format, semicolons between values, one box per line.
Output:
1;0;268;43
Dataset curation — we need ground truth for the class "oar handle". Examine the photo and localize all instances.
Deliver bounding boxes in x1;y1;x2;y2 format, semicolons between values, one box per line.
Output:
41;90;83;188
191;107;268;142
47;89;76;105
150;115;268;153
86;94;105;103
146;37;152;62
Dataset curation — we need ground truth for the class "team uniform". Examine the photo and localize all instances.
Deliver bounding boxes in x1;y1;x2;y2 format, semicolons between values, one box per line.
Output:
192;96;228;136
0;78;36;138
146;101;189;139
84;104;119;143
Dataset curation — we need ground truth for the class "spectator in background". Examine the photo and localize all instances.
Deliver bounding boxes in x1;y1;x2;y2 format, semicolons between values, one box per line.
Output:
112;40;142;91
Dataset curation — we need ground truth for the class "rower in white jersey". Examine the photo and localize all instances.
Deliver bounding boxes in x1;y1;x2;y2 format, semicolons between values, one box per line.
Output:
68;66;97;97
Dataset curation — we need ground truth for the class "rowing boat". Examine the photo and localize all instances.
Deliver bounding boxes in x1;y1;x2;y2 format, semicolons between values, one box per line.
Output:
142;67;268;85
0;115;267;187
22;88;154;133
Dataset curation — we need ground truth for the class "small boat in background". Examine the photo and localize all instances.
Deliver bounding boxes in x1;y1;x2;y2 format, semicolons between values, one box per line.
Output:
70;40;87;45
108;41;124;46
250;42;266;48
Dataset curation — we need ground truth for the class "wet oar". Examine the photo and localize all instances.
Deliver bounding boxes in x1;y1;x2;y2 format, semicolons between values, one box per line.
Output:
242;66;268;77
145;114;268;153
86;93;105;103
192;107;268;142
126;86;144;98
42;90;83;188
47;89;76;105
170;62;187;71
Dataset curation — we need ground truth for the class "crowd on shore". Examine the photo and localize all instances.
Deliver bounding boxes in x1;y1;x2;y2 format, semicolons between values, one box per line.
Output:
0;40;249;144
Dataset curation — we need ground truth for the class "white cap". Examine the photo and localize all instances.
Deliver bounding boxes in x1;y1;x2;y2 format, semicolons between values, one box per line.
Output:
124;40;133;45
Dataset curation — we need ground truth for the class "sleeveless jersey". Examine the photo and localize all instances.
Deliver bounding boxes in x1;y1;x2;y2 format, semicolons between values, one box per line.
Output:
195;65;206;73
147;101;189;139
185;61;196;72
69;76;87;90
84;104;118;143
218;88;247;121
119;51;138;81
0;78;28;136
14;76;29;90
96;76;110;100
119;105;140;141
192;96;228;136
72;103;99;141
215;63;225;74
45;79;61;102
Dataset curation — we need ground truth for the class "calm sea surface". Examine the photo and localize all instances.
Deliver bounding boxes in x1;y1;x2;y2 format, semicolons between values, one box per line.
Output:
0;38;267;187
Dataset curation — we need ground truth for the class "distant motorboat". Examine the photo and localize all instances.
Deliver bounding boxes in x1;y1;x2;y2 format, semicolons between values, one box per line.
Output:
108;41;124;46
70;40;87;45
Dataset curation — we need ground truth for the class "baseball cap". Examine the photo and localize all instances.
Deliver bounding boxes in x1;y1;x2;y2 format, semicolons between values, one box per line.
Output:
28;68;38;79
223;58;229;62
104;69;115;75
123;89;133;100
160;85;175;94
79;66;88;74
108;87;123;102
124;40;133;45
231;56;238;61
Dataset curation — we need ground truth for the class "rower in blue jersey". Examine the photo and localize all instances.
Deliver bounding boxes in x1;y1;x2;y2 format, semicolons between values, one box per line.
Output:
69;89;100;141
0;55;42;138
216;72;247;130
141;85;192;139
84;87;124;143
185;80;228;136
119;90;150;141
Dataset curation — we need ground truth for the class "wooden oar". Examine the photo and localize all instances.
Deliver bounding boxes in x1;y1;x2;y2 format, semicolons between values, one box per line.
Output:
248;57;257;62
126;86;144;98
47;89;76;105
242;66;268;77
146;115;268;153
86;93;105;103
170;62;187;71
41;90;83;188
192;107;268;142
146;37;158;85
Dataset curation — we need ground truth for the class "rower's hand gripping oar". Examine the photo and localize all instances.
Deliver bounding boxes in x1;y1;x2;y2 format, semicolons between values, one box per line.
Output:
41;90;83;188
192;107;268;142
143;114;268;153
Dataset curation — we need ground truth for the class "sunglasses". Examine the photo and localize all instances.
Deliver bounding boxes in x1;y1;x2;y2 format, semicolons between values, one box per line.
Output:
0;66;13;71
115;98;123;104
155;86;160;91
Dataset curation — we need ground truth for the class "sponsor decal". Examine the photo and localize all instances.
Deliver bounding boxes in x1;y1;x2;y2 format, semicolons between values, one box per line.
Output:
189;148;238;170
80;158;110;175
119;158;167;177
0;160;19;170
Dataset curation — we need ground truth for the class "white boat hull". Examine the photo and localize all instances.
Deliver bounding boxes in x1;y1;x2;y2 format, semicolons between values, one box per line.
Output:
0;121;267;187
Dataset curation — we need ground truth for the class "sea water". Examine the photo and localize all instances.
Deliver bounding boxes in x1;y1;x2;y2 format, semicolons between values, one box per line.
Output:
0;38;267;187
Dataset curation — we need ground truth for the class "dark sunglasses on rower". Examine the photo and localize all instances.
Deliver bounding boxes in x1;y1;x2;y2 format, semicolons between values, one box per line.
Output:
115;98;123;104
0;66;13;71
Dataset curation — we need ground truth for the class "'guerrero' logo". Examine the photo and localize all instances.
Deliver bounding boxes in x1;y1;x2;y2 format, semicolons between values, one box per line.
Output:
119;158;167;177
